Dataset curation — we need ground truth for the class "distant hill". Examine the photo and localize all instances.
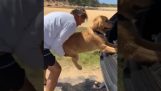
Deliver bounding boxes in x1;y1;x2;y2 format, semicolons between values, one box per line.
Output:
44;0;117;7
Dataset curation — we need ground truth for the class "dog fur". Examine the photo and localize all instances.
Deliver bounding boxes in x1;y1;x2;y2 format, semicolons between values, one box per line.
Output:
63;15;117;70
118;0;161;63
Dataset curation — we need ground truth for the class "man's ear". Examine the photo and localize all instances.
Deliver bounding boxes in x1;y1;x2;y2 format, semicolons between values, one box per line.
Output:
74;15;80;26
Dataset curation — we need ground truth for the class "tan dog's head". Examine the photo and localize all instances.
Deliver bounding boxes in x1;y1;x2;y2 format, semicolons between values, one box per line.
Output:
91;15;113;33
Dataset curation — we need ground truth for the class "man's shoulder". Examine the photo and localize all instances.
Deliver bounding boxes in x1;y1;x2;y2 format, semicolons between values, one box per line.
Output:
45;12;74;20
45;12;71;17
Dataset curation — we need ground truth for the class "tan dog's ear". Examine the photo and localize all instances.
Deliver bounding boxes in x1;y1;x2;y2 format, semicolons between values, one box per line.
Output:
92;16;102;30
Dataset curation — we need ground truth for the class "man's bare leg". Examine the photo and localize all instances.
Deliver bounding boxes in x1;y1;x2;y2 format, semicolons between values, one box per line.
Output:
45;61;61;91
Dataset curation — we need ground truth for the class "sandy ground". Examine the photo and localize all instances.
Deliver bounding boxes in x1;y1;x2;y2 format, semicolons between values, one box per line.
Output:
44;7;117;91
44;57;105;91
45;67;106;91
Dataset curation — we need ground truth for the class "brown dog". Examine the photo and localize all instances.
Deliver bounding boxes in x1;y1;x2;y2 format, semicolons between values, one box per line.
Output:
118;0;161;62
63;15;117;70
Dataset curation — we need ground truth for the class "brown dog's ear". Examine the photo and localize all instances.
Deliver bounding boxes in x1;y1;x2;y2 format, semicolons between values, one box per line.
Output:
119;0;154;19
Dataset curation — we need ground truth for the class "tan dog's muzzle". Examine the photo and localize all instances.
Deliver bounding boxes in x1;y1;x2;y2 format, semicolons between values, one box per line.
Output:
103;21;113;32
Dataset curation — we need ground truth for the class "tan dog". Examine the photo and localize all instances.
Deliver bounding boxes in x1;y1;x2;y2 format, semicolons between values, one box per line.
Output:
63;15;117;70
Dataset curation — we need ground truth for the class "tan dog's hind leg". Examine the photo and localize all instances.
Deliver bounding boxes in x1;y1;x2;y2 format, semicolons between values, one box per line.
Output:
71;55;82;70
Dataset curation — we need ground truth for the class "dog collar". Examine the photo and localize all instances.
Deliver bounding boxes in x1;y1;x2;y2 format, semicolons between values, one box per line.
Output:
94;31;106;37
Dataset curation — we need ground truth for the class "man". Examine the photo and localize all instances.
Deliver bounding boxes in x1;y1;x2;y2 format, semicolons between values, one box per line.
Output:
44;7;88;91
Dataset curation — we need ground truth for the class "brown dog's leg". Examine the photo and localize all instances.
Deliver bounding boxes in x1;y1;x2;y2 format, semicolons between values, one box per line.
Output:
118;19;161;63
18;77;36;91
124;42;161;63
71;55;82;70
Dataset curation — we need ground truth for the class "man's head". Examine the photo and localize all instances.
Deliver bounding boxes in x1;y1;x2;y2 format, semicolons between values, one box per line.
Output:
71;7;88;26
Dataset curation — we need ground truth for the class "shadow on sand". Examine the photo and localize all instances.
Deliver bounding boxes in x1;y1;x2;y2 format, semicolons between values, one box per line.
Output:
56;79;107;91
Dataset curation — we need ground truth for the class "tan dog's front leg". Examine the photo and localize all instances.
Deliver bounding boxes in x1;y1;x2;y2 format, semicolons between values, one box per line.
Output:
102;45;117;54
71;55;82;70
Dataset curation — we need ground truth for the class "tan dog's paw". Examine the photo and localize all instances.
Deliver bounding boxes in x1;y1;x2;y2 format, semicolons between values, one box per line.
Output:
72;60;82;70
103;46;117;54
75;64;82;70
73;62;82;70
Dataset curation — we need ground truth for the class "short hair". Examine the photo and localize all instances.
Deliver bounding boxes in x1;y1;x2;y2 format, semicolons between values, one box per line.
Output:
71;7;88;20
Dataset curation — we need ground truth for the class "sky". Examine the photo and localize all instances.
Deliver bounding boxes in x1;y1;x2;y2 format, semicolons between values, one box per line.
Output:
99;0;117;4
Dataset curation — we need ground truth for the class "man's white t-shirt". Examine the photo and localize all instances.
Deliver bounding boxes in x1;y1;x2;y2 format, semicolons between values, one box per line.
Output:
44;12;76;56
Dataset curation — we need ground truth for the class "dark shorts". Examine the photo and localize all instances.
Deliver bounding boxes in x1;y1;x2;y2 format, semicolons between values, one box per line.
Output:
0;53;25;91
44;49;56;69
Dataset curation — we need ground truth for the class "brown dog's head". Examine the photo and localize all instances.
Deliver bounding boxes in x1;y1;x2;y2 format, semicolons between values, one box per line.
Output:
119;0;155;19
91;15;113;32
